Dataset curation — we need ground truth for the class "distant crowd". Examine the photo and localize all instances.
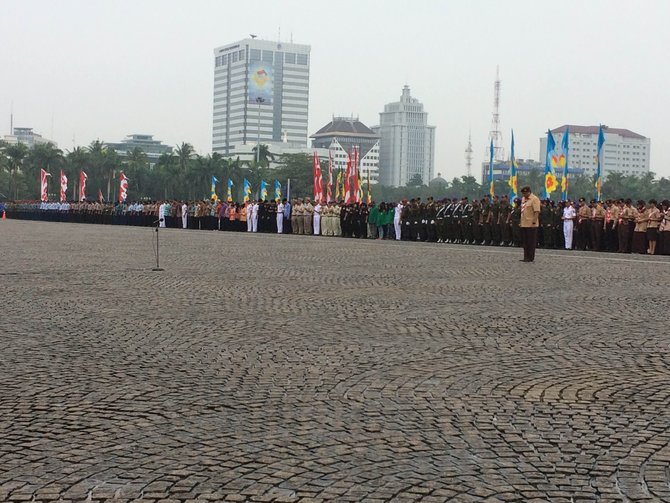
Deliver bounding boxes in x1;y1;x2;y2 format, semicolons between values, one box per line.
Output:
3;195;670;256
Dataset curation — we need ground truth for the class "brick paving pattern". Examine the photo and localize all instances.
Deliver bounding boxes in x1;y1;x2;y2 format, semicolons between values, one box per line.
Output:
1;220;669;503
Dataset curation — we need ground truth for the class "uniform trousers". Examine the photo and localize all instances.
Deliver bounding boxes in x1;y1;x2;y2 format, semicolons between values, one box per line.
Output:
618;222;630;252
521;227;538;262
394;219;401;240
277;214;283;233
252;215;258;232
313;215;321;235
563;221;574;249
303;215;312;235
247;217;252;232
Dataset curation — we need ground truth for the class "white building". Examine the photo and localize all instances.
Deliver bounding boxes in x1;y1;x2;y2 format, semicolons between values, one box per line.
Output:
540;125;650;178
212;37;310;157
311;117;380;185
372;86;435;186
3;127;57;148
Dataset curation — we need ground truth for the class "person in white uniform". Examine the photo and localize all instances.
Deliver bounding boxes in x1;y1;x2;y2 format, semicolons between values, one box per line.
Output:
158;201;167;228
251;201;259;232
562;200;576;249
394;201;404;240
181;202;188;229
276;200;285;233
313;201;322;235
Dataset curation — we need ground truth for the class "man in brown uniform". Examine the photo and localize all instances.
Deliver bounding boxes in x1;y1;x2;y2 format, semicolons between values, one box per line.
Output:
303;197;313;235
618;199;634;253
591;201;606;251
577;198;591;250
520;186;541;262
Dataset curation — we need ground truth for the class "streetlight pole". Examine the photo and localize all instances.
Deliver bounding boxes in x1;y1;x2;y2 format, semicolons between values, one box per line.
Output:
256;97;265;165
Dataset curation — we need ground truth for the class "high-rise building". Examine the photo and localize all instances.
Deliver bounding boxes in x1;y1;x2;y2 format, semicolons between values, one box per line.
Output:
212;37;310;157
540;125;650;177
372;86;435;187
311;117;380;185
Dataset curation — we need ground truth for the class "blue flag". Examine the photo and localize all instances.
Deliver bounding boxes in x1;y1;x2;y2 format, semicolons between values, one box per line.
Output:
274;180;281;202
543;130;558;199
508;130;518;200
560;128;569;200
595;125;605;201
243;178;251;203
210;176;218;201
260;180;268;201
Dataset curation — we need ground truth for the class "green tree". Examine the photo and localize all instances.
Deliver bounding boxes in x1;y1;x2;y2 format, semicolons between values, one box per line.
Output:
407;173;423;186
4;142;30;199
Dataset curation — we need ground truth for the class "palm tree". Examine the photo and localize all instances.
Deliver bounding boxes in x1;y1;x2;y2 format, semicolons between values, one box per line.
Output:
175;142;194;175
4;142;29;199
251;143;274;168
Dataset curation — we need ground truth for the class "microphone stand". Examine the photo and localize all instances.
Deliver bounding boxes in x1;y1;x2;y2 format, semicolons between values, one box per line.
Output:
153;219;164;271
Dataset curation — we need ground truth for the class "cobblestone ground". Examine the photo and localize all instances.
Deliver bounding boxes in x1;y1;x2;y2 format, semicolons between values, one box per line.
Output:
1;220;669;503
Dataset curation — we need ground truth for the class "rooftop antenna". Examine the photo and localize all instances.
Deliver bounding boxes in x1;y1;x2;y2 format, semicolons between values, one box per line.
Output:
465;130;473;177
278;26;281;42
290;32;293;43
249;34;257;39
487;66;504;161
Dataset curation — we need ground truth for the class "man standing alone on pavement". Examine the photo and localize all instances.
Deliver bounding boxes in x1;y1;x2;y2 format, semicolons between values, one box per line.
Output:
520;186;541;262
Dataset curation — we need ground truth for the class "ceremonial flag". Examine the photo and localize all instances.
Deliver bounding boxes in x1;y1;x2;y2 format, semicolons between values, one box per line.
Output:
79;170;88;201
560;128;569;200
210;176;219;201
353;147;362;204
118;172;129;203
326;151;333;202
260;180;268;201
366;165;372;204
227;178;233;202
508;130;518;200
544;129;558;198
313;151;323;202
344;151;352;204
335;169;342;201
40;169;50;202
595;125;605;201
243;178;251;203
274;179;281;202
60;170;68;203
488;140;494;198
98;189;104;203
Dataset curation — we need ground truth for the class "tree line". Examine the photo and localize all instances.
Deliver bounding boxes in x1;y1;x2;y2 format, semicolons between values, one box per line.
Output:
1;140;668;203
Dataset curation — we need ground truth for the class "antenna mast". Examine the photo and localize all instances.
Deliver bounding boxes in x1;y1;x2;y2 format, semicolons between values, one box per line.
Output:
465;131;473;176
487;66;503;161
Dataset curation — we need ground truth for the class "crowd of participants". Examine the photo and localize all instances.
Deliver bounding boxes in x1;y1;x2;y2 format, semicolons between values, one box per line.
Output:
3;195;670;255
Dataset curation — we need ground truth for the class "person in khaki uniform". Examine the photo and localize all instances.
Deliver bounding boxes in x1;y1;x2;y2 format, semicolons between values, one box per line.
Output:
519;186;541;262
646;199;662;255
294;199;305;234
333;202;342;236
607;200;620;252
303;198;314;235
591;201;606;251
322;202;332;236
291;199;300;234
618;199;634;253
576;198;591;250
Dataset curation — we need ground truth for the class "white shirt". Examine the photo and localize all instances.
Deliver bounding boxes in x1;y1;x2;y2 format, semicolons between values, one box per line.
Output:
563;206;576;221
277;203;285;214
251;203;259;217
182;203;188;216
394;204;403;221
314;204;322;215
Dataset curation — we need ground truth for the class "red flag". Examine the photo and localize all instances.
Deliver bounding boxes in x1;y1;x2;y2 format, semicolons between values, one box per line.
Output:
40;169;50;202
79;171;88;201
60;170;68;202
312;152;323;202
353;147;361;204
118;172;128;203
98;189;104;203
326;151;333;203
344;150;352;204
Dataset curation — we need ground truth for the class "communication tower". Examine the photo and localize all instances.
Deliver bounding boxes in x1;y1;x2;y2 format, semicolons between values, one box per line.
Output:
487;66;504;161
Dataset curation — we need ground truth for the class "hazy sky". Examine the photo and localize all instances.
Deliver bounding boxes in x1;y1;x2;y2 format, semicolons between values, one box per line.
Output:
2;0;669;179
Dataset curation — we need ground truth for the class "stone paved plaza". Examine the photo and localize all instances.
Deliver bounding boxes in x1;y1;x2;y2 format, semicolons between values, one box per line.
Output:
1;220;669;503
